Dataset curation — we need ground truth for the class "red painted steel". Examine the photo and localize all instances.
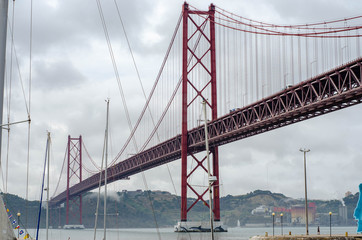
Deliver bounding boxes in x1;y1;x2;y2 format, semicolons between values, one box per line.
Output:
209;4;220;221
180;2;188;222
65;135;83;225
180;2;220;222
50;58;362;207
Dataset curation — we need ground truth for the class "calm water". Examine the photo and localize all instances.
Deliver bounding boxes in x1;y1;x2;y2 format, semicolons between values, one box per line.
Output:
26;226;358;240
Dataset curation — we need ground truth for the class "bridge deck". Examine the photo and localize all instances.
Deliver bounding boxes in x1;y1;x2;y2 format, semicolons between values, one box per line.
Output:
50;57;362;206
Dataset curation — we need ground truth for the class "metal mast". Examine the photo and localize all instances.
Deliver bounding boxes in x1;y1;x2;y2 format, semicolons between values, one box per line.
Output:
104;99;109;240
0;0;9;161
46;132;51;240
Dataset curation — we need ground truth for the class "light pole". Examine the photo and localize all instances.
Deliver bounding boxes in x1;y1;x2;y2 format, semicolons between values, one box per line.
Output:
280;213;283;235
300;148;310;235
329;212;332;236
272;212;275;236
17;212;21;238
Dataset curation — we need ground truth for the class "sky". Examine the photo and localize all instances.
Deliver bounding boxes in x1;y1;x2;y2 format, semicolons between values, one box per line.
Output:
1;0;362;204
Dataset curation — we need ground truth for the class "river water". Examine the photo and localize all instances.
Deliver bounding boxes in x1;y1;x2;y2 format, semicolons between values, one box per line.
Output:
27;226;358;240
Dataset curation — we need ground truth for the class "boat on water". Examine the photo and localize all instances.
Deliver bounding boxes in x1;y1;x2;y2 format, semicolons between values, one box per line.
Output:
63;224;85;230
174;221;228;232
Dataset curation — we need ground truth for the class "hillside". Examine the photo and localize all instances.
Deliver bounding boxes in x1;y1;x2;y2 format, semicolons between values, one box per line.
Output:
2;189;358;228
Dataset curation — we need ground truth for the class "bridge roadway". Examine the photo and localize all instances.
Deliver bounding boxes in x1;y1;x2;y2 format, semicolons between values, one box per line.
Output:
50;57;362;206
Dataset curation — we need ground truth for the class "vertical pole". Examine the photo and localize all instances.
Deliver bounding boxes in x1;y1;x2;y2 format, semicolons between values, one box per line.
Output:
0;0;9;163
79;135;83;225
180;2;189;222
329;212;332;236
17;213;20;238
66;135;70;225
280;213;283;235
46;132;50;240
300;148;310;235
209;3;220;222
203;100;214;239
272;212;275;236
304;151;309;235
104;99;109;240
58;207;61;228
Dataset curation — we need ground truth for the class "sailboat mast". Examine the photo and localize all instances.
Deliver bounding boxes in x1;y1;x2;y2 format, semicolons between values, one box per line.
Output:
46;132;50;240
104;99;109;240
202;100;214;240
0;0;9;163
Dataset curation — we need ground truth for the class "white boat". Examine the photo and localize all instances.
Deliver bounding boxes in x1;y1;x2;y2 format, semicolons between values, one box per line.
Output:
64;224;85;230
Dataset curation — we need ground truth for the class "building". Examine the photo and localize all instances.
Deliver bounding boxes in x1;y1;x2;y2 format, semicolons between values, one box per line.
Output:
251;205;269;215
339;205;348;225
290;202;316;224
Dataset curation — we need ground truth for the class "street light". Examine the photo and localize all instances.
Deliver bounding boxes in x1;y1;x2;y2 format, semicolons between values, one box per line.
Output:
280;213;283;235
329;212;332;236
300;148;310;235
17;212;21;238
272;212;275;236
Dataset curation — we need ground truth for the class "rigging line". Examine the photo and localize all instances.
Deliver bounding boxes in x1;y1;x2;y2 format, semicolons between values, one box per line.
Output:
8;27;30;115
4;0;16;195
96;2;162;237
0;119;30;127
95;0;138;153
109;14;182;166
35;135;50;240
25;0;33;228
93;131;106;240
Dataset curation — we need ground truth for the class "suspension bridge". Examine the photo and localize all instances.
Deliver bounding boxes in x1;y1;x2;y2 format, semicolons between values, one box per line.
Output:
48;3;362;227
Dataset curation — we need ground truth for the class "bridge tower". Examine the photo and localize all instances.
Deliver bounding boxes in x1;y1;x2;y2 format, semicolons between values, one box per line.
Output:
66;135;83;225
181;3;220;222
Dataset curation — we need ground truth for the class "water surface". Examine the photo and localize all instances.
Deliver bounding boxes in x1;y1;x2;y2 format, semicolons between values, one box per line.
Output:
26;226;358;240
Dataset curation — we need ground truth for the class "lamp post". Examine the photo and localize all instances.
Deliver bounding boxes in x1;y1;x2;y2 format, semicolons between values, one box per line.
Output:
329;212;332;236
17;212;21;238
299;148;310;235
272;212;275;236
280;213;283;235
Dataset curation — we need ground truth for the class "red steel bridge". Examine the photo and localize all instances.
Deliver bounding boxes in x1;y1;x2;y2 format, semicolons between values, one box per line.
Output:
50;3;362;226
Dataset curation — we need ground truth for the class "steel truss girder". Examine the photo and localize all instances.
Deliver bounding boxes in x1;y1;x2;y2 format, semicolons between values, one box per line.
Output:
51;58;362;207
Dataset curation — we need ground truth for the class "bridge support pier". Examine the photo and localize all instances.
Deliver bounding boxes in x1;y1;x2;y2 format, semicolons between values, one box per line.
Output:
181;2;220;223
66;135;83;225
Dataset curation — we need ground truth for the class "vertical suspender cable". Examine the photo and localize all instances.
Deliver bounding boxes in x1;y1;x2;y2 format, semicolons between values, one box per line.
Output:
305;34;309;79
357;29;361;57
298;32;301;82
290;33;294;85
255;31;258;100
249;24;253;102
244;29;247;105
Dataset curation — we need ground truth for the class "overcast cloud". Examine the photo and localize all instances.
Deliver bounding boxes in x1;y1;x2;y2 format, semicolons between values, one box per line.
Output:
2;0;362;203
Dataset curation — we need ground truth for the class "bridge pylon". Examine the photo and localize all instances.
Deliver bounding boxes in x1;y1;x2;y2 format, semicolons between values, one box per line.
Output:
66;135;83;225
181;3;220;222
